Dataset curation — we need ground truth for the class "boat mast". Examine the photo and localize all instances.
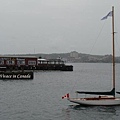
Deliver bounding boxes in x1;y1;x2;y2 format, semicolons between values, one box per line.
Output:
112;6;115;96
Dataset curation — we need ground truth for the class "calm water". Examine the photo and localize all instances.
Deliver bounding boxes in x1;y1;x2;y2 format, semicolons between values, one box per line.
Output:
0;63;120;120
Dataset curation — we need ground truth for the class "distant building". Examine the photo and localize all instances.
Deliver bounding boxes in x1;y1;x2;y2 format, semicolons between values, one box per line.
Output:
70;51;79;58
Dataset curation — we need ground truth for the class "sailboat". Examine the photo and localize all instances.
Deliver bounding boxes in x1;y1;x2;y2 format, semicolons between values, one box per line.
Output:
67;6;120;106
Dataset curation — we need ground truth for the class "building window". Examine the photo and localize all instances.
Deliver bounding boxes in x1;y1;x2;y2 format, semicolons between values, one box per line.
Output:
28;61;36;65
17;60;25;65
6;60;15;65
0;60;4;65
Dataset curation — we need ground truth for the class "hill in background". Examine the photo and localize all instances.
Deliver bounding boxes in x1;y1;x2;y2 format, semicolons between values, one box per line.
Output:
6;51;120;63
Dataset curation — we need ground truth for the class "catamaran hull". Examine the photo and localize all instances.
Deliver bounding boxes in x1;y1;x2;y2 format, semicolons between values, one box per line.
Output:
68;98;120;106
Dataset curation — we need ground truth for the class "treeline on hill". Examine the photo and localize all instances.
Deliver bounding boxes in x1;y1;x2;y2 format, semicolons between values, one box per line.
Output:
6;52;120;63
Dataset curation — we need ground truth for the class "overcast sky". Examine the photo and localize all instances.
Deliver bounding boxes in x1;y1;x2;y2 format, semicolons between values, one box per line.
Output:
0;0;120;55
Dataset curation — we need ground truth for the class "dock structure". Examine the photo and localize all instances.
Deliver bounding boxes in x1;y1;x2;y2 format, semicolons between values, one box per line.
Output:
0;56;73;72
0;56;73;80
36;58;73;71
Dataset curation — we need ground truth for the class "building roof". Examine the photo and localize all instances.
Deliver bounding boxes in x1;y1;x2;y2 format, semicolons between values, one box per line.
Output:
0;55;37;58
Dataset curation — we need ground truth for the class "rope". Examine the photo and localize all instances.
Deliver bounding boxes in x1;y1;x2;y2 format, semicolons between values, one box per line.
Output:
114;20;120;55
89;21;106;54
70;21;106;94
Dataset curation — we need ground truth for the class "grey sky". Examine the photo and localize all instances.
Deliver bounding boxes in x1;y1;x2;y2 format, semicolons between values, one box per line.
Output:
0;0;120;55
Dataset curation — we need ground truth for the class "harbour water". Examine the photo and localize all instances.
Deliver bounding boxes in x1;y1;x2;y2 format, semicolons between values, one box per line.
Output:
0;63;120;120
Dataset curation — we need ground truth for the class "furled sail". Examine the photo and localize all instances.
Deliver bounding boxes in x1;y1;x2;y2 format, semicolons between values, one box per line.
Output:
76;88;115;96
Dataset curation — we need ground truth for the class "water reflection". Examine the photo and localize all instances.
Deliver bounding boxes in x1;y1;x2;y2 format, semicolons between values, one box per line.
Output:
70;105;116;113
69;105;117;114
62;105;118;120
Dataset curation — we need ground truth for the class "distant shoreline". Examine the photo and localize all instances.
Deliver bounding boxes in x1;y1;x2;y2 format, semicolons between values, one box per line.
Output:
2;51;120;63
